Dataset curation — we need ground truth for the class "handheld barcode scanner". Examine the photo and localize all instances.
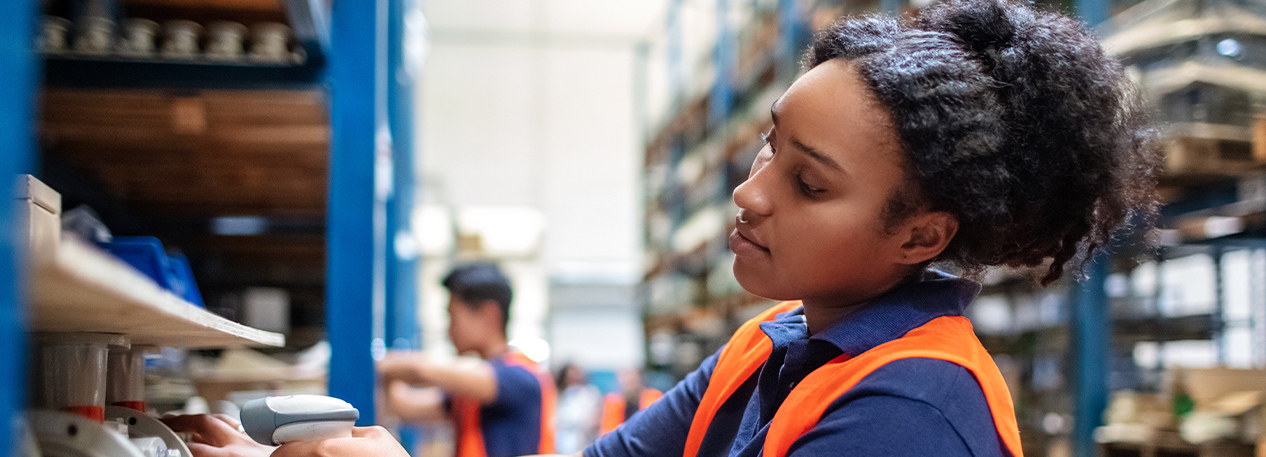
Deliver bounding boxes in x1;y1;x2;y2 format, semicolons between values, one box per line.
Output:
241;395;359;445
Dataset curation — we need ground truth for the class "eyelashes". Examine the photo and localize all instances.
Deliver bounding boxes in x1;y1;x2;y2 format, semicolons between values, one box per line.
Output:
759;129;825;197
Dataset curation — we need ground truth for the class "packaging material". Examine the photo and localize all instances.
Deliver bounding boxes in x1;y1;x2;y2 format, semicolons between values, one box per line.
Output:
31;332;129;423
249;22;292;63
14;175;61;266
1183;368;1266;408
206;21;247;61
1176;368;1266;448
1096;390;1174;444
107;345;152;411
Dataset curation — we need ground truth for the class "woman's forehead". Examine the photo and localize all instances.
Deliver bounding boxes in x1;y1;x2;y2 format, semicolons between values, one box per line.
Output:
774;60;902;167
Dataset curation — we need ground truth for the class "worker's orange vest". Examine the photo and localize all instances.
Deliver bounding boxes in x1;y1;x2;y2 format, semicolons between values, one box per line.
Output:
599;388;663;435
453;351;557;457
682;301;1023;457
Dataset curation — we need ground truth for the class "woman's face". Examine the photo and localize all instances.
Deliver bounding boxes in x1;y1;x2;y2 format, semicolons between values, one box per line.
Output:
729;59;912;306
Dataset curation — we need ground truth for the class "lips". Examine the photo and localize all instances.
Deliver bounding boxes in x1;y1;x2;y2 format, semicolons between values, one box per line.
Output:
729;227;770;256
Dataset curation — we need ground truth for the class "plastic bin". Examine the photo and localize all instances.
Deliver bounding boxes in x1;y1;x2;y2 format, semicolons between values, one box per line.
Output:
99;236;205;307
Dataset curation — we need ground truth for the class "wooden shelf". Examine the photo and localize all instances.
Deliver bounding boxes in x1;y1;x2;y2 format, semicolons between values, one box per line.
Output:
29;237;285;348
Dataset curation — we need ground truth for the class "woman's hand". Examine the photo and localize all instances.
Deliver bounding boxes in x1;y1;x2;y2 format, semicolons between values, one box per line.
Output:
270;426;409;457
161;414;275;457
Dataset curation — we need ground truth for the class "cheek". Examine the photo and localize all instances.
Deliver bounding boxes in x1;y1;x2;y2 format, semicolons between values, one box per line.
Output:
778;212;890;282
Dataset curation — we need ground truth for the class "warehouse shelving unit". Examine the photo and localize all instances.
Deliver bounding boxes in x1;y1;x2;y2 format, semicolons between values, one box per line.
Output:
0;0;422;450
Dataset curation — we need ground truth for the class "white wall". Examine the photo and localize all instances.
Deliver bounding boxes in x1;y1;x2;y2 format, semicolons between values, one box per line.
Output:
416;0;666;369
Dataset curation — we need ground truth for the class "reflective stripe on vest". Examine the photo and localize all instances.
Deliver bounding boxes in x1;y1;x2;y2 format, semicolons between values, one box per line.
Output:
600;388;664;435
454;351;558;457
682;301;1023;457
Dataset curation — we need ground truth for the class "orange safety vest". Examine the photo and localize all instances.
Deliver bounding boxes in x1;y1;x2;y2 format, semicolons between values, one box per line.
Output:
683;301;1022;457
599;388;663;435
453;351;557;457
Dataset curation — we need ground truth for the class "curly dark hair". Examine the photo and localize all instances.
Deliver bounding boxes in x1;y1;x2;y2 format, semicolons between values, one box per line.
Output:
803;0;1160;285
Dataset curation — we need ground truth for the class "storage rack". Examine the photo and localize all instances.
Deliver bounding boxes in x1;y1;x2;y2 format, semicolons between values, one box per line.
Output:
0;0;423;451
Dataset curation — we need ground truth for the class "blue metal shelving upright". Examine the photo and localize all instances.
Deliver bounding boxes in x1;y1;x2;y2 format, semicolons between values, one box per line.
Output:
0;1;38;454
1067;2;1110;455
385;0;421;355
327;0;423;428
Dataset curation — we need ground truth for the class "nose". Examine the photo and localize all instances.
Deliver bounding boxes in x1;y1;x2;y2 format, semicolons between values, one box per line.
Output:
733;154;774;219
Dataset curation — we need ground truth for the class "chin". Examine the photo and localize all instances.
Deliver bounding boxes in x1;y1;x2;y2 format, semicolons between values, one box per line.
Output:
733;265;797;302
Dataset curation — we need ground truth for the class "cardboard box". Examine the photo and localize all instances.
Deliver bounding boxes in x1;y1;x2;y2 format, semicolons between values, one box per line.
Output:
14;175;61;265
1183;368;1266;409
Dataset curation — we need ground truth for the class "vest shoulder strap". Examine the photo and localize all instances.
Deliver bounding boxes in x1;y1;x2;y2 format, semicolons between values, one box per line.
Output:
763;316;1023;457
682;301;801;457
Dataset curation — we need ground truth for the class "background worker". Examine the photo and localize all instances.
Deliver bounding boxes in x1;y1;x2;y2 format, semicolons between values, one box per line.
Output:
555;363;601;453
598;368;660;436
378;263;556;457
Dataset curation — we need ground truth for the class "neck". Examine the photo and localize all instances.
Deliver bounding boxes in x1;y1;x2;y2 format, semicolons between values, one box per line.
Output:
800;299;865;336
475;337;509;360
801;274;916;335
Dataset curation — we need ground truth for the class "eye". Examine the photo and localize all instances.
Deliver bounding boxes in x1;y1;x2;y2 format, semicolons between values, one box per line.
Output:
796;171;826;197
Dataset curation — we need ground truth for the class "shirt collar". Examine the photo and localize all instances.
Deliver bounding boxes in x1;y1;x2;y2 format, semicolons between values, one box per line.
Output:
758;269;981;357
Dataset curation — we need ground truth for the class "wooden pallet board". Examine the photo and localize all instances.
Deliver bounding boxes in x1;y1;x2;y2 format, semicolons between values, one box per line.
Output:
29;237;284;348
40;88;329;219
1164;135;1262;178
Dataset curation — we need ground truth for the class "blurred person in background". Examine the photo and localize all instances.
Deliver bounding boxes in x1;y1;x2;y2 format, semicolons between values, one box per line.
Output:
554;362;601;453
598;368;661;436
377;263;557;457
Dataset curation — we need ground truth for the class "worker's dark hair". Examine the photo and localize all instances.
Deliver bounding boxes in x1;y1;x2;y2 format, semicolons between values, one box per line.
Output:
803;0;1160;284
443;263;513;334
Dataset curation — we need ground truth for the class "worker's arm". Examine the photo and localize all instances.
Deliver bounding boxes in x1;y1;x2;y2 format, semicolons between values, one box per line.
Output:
378;351;498;404
380;382;448;423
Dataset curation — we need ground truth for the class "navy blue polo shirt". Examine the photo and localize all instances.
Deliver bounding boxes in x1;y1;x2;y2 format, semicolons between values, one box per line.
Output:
585;270;1010;457
449;354;544;457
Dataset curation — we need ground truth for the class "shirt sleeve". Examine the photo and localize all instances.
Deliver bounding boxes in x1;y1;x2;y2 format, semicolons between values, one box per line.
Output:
786;358;1005;457
584;348;722;457
485;360;541;413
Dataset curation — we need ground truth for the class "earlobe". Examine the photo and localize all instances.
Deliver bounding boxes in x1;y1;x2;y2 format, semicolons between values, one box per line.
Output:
897;212;958;265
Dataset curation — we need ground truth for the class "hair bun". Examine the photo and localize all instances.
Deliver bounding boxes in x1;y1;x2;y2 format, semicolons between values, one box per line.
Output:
917;0;1022;72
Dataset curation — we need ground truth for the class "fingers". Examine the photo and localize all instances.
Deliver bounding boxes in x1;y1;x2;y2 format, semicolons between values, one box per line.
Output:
186;442;234;457
211;413;242;429
162;414;242;447
351;425;392;438
271;427;408;457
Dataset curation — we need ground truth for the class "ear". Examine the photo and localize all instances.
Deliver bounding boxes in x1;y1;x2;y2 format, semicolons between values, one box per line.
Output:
476;299;504;329
893;211;958;265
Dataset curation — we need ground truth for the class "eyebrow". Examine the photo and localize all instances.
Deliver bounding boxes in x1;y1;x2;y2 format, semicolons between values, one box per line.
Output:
770;105;845;173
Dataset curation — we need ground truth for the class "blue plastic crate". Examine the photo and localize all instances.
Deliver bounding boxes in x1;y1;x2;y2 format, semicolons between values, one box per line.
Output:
99;237;205;307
